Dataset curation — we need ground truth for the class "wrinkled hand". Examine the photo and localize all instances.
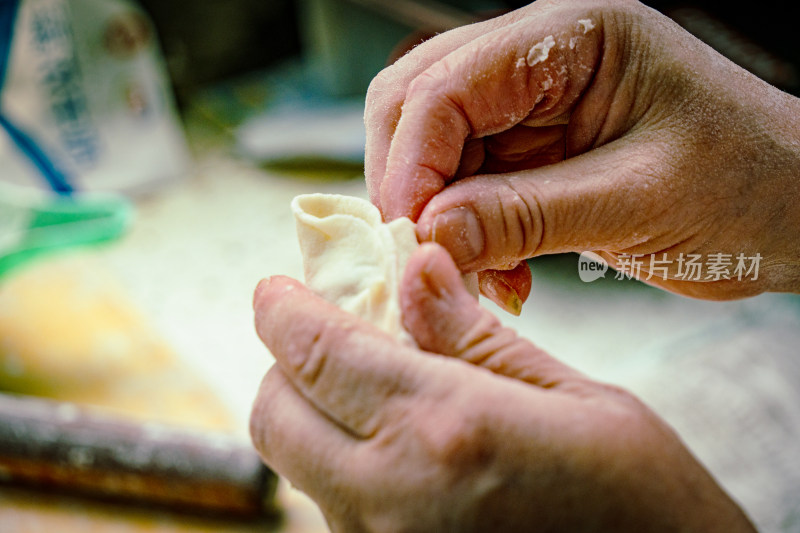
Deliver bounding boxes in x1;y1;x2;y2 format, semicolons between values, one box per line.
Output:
365;0;800;303
250;243;755;532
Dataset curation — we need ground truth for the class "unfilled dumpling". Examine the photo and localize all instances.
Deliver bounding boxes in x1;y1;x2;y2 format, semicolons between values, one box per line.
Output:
292;194;418;344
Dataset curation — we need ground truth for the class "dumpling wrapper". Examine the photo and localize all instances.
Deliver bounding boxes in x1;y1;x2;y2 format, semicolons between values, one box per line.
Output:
292;194;418;344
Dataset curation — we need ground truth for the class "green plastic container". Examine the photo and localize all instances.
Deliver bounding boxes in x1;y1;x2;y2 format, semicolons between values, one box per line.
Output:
0;185;133;278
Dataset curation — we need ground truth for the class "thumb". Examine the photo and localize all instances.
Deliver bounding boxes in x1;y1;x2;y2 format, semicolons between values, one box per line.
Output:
401;243;580;386
416;139;670;273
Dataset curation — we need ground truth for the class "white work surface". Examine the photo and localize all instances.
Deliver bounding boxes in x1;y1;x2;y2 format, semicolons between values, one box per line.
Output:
99;154;800;533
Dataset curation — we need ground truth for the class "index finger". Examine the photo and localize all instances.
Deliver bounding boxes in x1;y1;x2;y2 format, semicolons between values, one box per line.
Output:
365;8;529;209
377;11;603;220
254;276;440;439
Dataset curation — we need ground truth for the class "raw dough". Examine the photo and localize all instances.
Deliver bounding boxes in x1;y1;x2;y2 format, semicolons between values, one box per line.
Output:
292;194;418;344
0;253;232;430
0;254;277;532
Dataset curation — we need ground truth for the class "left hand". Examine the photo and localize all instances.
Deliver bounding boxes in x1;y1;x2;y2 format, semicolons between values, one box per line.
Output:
250;243;754;532
364;0;800;305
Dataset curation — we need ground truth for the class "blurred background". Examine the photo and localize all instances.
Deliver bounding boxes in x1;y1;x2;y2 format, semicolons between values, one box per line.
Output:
1;0;799;532
142;0;800;104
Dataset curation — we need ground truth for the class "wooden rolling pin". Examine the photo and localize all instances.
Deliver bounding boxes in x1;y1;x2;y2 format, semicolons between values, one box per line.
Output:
0;393;277;517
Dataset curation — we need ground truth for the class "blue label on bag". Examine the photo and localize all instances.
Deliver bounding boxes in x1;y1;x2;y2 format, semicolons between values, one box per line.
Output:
0;0;76;195
31;2;99;167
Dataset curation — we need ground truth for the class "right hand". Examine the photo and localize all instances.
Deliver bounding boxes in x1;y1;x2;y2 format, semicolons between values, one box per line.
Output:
365;0;800;303
251;243;757;532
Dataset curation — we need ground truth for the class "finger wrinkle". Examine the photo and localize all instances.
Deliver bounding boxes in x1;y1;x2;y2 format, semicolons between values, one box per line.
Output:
283;315;357;391
253;277;349;390
381;161;447;221
507;184;535;260
402;244;479;351
457;326;568;388
249;367;363;498
402;247;454;335
506;179;546;258
452;310;503;358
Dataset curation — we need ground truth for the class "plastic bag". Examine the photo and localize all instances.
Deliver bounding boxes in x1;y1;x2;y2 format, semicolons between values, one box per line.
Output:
0;0;189;195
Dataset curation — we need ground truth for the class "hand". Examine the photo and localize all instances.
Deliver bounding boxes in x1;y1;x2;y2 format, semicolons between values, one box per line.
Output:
250;243;756;532
365;0;800;302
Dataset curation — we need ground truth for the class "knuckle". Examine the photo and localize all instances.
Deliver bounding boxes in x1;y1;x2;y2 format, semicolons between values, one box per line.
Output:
453;179;544;270
283;314;367;398
500;181;545;260
288;316;348;390
365;67;404;125
453;309;505;359
405;61;452;102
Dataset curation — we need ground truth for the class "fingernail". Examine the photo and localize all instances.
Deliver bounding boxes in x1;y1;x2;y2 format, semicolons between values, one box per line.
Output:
417;243;465;301
462;272;480;300
253;277;271;309
480;276;523;316
431;207;484;267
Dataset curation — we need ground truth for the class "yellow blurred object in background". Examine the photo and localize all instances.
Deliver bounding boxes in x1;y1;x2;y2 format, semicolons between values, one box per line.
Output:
0;252;231;431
